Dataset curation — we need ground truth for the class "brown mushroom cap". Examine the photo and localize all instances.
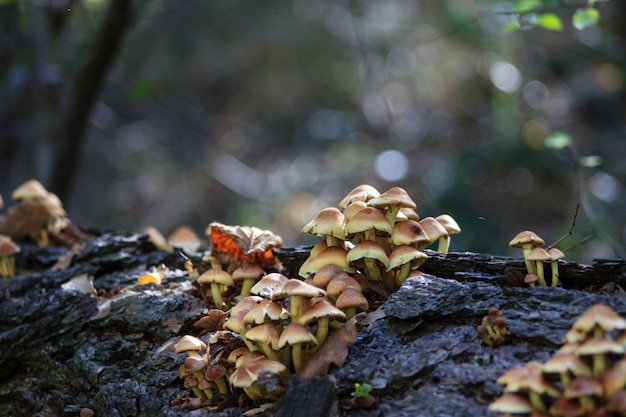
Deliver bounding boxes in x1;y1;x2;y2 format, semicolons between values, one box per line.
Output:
417;217;448;245
245;322;281;350
346;241;390;270
435;214;461;235
548;247;565;261
272;278;327;300
335;288;369;312
524;274;539;286
232;263;265;282
392;220;430;247
305;246;355;274
338;184;380;209
0;234;20;257
548;397;585;417
527;247;551;262
250;273;288;297
311;264;351;289
298;298;346;325
278;323;318;348
168;225;201;252
572;304;626;334
386;245;428;272
602;359;626;398
577;336;625;356
301;207;346;239
325;275;362;298
509;230;545;248
542;353;592;379
342;201;368;221
563;376;604;399
243;299;289;324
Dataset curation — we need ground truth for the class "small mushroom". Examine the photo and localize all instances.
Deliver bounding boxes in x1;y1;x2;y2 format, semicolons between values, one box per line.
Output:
563;376;603;412
272;279;326;321
232;262;265;296
367;186;417;226
434;214;461;252
250;273;289;298
167;225;201;253
509;230;545;275
0;234;20;278
572;304;626;338
542;353;592;389
386;245;428;288
301;207;346;248
338;184;380;209
346;241;389;283
197;268;234;309
416;217;448;251
298;297;346;345
335;288;369;319
576;336;624;377
547;247;565;287
527;247;551;287
278;323;317;374
488;393;534;414
345;207;393;244
244;323;281;361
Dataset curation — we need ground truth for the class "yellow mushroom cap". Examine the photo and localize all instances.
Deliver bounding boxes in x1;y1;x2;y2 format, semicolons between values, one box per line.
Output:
346;241;389;270
367;186;416;210
175;335;207;354
342;201;368;221
488;393;534;414
197;268;234;286
335;288;369;312
250;273;288;297
435;214;461;234
12;179;49;201
301;207;346;239
298;298;346;325
345;207;393;239
392;220;430;247
338;184;380;209
278;323;317;348
417;217;448;244
245;322;281;350
272;279;327;300
572;304;626;334
305;247;355;274
527;247;551;262
387;245;428;272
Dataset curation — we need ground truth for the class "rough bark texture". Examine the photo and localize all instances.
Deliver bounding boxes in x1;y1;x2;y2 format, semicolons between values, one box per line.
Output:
1;236;625;416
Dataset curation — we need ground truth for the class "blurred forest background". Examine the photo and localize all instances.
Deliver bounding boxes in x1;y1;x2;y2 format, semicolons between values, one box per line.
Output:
0;0;624;263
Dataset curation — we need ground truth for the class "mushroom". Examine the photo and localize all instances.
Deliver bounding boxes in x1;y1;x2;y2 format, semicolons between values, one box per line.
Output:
167;225;201;253
386;245;428;288
244;323;281;361
301;207;346;248
311;264;351;290
197;268;234;309
277;323;317;374
304;246;355;276
229;354;288;401
232;262;265;296
607;390;626;416
576;336;624;377
335;288;369;319
338;184;380;209
298;297;346;345
416;217;448;251
345;207;393;245
563;376;604;412
346;241;389;283
272;278;327;321
0;234;20;278
183;375;205;399
527;247;551;287
509;230;545;275
391;220;430;249
183;356;213;399
325;275;362;302
367;186;417;226
223;309;256;352
11;179;49;201
434;214;461;253
601;359;626;398
175;335;207;359
204;363;229;394
548;397;585;417
488;393;534;415
342;201;368;221
542;353;592;389
142;226;174;252
572;304;626;338
547;247;565;287
524;274;539;288
249;272;289;298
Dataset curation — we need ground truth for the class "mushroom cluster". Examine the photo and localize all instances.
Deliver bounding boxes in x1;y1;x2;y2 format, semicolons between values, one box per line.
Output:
509;231;565;288
489;304;626;416
477;307;510;347
300;185;461;291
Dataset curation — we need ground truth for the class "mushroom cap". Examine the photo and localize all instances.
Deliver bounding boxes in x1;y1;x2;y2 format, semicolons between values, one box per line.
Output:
488;393;534;414
230;295;264;316
342;201;368;221
197;268;234;286
42;192;66;217
227;347;251;364
250;273;288;297
392;220;430;247
298;298;346;325
435;214;461;234
576;336;625;356
229;355;287;388
335;288;369;311
142;226;173;252
527;247;551;262
542;353;592;378
183;356;208;374
563;376;604;399
278;323;317;348
312;264;351;289
548;397;586;417
602;359;626;398
326;275;362;297
0;234;20;257
305;246;355;274
572;304;626;334
367;186;416;210
301;207;346;239
338;184;380;209
309;240;329;258
399;207;419;221
497;361;543;387
524;274;539;285
417;217;448;244
345;207;393;238
346;241;389;269
11;179;49;200
272;278;327;300
243;299;289;324
222;309;249;333
232;262;265;282
245;322;281;350
175;335;207;354
509;230;545;248
167;225;201;252
548;247;565;261
386;245;428;272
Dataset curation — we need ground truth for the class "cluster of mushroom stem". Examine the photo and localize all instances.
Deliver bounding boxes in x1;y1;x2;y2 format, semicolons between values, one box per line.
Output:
476;307;510;347
489;304;626;417
301;185;461;291
509;231;565;288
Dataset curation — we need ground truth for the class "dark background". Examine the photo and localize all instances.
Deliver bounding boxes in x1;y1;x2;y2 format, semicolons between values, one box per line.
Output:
0;0;624;263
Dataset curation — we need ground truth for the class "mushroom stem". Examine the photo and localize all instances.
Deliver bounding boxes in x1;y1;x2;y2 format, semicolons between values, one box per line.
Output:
522;244;537;275
363;258;383;281
210;283;226;309
559;372;571;389
314;317;330;346
325;235;343;248
592;353;607;378
437;236;450;253
534;260;547;287
384;206;400;226
550;260;559;287
240;278;255;297
343;307;357;320
292;343;304;374
528;391;547;413
290;295;305;321
0;256;15;278
260;343;280;362
214;377;229;394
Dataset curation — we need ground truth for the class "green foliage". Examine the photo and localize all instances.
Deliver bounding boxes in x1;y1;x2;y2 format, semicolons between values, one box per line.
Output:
544;132;572;150
536;13;563;31
353;383;373;398
572;8;601;30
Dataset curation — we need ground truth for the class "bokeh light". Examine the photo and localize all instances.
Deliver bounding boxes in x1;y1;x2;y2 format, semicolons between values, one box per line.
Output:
374;150;409;182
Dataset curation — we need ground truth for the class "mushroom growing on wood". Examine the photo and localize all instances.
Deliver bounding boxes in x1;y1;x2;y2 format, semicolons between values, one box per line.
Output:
0;234;20;278
527;247;551;287
232;262;265;296
301;207;346;248
386;245;428;288
509;230;545;275
416;217;448;251
278;323;317;375
339;184;380;209
547;247;565;287
197;268;234;309
434;214;461;252
298;297;346;345
367;186;417;226
346;241;389;283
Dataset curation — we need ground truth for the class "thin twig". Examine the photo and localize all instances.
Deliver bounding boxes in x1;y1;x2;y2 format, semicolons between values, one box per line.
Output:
547;204;580;250
562;235;593;253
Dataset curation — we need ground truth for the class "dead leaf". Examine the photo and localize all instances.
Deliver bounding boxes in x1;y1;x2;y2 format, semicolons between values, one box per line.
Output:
299;315;359;379
207;222;283;268
193;309;227;336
